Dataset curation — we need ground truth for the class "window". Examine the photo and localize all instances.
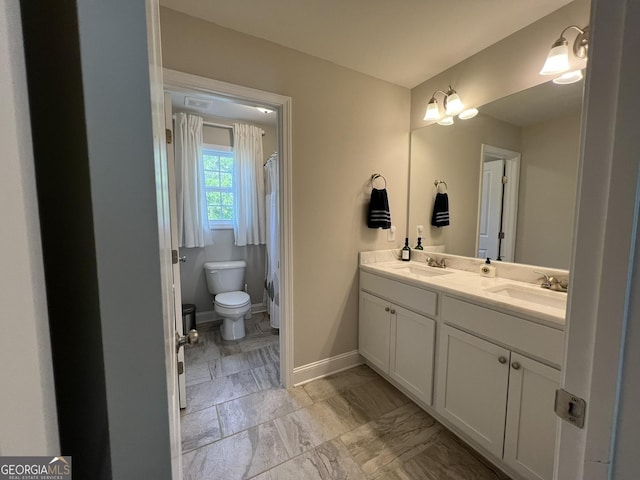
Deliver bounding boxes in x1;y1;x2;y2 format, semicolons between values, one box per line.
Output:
203;145;234;228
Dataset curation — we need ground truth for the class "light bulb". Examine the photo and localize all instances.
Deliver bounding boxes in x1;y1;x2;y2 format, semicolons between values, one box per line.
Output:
424;99;441;121
437;116;454;126
458;108;479;120
540;39;570;75
553;70;583;84
445;92;464;116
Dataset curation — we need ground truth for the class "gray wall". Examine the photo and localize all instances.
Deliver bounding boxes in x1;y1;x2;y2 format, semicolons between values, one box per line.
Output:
174;112;277;312
0;0;59;455
161;8;411;367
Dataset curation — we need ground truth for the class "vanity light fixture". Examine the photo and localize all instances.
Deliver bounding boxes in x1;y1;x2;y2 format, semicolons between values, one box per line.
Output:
424;85;472;123
539;25;589;78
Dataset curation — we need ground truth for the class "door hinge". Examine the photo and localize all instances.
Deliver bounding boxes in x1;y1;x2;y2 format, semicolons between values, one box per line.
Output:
498;231;505;239
166;128;173;145
555;388;586;428
172;249;179;265
178;361;184;375
502;176;508;184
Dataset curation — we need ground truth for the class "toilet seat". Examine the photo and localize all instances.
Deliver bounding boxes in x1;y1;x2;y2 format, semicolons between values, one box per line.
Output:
215;291;250;308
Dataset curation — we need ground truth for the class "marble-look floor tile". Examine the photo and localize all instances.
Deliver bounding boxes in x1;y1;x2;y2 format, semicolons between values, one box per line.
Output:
185;341;223;366
251;362;281;390
273;393;368;457
181;405;222;453
399;429;510;480
302;364;380;402
186;370;259;414
252;438;366;480
209;352;253;379
340;377;409;421
238;332;279;353
183;421;289;480
340;403;441;477
186;361;212;387
245;345;279;369
218;386;313;437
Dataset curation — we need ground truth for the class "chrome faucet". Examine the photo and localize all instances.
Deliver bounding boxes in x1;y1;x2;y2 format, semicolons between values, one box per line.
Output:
534;271;568;292
427;256;446;269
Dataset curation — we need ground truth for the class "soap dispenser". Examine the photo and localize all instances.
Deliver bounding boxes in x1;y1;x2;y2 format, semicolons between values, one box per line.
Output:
480;258;496;278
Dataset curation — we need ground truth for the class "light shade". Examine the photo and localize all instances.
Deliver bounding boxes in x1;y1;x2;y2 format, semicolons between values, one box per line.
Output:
540;39;570;75
445;92;464;116
424;99;441;121
553;69;583;84
458;108;479;120
437;116;454;126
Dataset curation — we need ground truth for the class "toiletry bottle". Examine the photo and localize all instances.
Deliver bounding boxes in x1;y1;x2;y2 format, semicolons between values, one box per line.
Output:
415;237;424;250
480;257;496;277
401;238;411;261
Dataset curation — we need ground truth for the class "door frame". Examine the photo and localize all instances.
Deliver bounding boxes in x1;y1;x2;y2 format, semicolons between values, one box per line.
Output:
476;144;520;262
163;68;294;388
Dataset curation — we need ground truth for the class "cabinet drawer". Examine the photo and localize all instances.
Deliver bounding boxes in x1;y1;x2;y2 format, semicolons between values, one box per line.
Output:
442;296;564;367
360;271;437;317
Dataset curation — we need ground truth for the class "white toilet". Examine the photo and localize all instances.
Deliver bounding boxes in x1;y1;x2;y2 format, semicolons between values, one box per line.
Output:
204;260;251;341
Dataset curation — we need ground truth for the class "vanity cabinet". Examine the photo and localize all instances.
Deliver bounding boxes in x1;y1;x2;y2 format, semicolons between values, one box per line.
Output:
437;299;561;480
359;272;436;405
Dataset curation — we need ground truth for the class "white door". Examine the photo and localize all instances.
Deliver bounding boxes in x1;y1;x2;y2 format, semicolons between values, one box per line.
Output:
359;292;391;373
145;0;182;476
164;92;188;408
505;354;561;480
437;325;510;458
478;159;504;260
390;306;436;405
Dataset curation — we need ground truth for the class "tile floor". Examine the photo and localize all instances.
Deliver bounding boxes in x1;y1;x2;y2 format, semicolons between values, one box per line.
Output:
181;313;511;480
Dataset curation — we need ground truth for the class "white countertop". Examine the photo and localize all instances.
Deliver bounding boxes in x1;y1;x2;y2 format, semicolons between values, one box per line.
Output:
360;260;567;330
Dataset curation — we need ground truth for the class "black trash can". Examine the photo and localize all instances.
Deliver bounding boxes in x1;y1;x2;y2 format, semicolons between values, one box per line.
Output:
182;304;196;333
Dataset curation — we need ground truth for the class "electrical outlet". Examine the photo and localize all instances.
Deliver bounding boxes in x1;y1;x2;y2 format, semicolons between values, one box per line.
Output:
387;225;396;242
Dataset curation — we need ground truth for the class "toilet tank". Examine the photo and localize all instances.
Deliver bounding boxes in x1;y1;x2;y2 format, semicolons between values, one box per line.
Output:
204;260;246;294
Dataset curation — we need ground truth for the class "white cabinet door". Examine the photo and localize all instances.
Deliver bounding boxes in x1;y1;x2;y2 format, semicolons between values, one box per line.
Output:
359;291;391;373
437;325;511;458
390;305;436;405
504;353;561;480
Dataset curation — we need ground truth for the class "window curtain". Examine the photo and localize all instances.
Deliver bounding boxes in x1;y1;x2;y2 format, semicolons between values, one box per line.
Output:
175;113;212;248
232;123;266;246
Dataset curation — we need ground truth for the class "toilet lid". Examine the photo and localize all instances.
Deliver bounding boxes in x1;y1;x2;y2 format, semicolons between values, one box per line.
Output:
215;291;250;308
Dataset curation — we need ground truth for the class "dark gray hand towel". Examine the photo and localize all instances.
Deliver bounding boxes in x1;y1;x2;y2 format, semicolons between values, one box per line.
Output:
431;192;450;227
368;188;391;229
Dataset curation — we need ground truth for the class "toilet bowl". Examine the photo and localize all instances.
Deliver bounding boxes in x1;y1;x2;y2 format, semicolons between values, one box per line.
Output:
204;260;250;341
215;291;251;341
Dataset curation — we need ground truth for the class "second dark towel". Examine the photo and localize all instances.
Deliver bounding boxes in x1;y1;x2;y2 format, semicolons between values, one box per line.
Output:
431;192;450;227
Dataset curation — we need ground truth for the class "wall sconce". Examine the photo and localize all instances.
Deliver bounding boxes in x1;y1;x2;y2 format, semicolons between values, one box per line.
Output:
424;85;478;124
540;25;589;84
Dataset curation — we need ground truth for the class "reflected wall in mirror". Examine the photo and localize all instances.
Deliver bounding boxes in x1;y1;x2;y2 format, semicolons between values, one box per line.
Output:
408;80;583;269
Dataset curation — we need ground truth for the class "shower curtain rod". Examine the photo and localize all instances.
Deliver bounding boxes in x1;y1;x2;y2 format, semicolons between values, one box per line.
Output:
171;115;265;136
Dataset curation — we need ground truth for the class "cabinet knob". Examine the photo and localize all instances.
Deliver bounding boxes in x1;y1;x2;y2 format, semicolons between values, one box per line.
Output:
385;306;390;312
498;356;507;364
390;309;396;314
511;361;521;370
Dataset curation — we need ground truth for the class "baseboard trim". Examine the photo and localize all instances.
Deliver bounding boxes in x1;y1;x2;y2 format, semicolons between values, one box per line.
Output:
293;350;364;386
195;303;267;328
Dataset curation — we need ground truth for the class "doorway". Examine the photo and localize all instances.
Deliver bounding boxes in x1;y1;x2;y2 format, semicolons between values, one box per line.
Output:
163;69;293;392
476;144;520;262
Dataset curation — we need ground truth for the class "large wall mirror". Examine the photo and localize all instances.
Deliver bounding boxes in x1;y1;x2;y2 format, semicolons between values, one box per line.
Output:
408;80;583;270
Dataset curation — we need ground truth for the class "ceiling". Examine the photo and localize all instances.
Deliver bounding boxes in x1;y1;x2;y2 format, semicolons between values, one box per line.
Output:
171;92;278;126
159;0;573;89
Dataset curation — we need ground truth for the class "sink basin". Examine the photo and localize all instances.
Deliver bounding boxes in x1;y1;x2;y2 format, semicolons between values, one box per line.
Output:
390;264;452;278
485;284;567;310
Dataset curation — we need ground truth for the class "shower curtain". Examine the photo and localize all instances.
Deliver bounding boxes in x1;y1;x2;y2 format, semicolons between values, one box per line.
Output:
264;153;280;329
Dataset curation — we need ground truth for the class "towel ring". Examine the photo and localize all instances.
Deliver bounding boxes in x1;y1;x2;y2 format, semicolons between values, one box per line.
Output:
434;180;448;193
371;173;387;189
